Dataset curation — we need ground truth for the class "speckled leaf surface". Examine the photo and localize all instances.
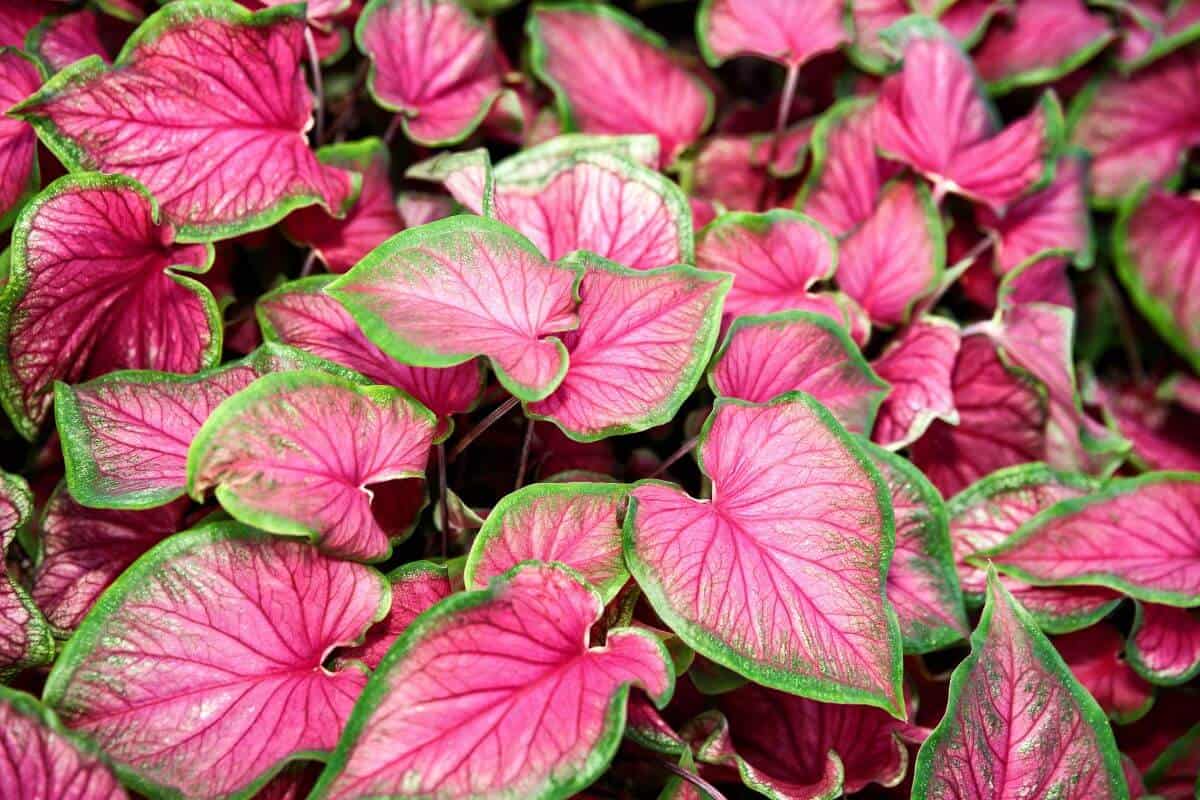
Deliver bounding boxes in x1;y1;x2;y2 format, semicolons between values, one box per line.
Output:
696;0;849;68
1;470;52;681
871;316;961;450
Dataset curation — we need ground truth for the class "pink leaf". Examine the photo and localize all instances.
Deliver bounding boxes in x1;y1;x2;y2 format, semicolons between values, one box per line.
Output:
311;563;673;799
31;488;188;632
257;276;484;434
708;312;890;434
1128;602;1200;685
0;49;42;231
625;395;904;713
692;123;813;211
1056;624;1155;724
696;0;850;68
999;254;1076;308
11;2;356;238
0;174;218;440
1113;0;1200;70
695;210;837;318
527;256;729;440
396;190;455;229
0;687;126;800
188;370;436;561
982;473;1200;606
872;316;961;450
339;561;451;670
910;334;1047;496
0;0;56;46
43;523;389;799
465;482;629;601
27;9;128;71
0;470;52;681
356;0;503;146
910;571;1129;800
327;216;582;402
528;4;713;167
1096;379;1200;472
837;179;944;326
283;138;404;274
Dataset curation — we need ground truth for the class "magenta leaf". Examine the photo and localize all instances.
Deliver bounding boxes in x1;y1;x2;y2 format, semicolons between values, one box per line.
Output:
910;571;1129;800
339;561;451;670
871;316;961;450
1;469;53;681
1113;0;1200;71
327;215;582;402
282;138;404;274
0;48;42;232
397;190;455;229
868;443;969;654
356;0;503;146
696;0;850;68
1113;188;1200;372
625;395;904;714
875;19;1062;211
0;0;56;46
527;255;729;440
1056;624;1155;724
837;178;944;326
528;3;713;167
188;370;436;561
0;173;219;440
0;686;126;800
708;312;890;435
43;522;389;799
311;563;674;799
1096;379;1200;473
257;276;485;435
982;473;1200;606
1127;602;1200;686
11;1;357;238
848;0;909;73
26;9;127;72
31;487;188;633
692;122;813;211
465;482;629;601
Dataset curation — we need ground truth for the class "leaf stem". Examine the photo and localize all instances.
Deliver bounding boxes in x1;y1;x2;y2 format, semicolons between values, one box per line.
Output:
648;435;699;480
448;396;519;463
304;26;325;145
756;61;800;210
384;114;403;146
656;758;729;800
299;250;318;277
515;418;535;490
437;442;449;558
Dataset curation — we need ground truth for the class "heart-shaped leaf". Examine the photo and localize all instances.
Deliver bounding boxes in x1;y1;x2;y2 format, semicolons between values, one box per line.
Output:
528;3;713;167
339;561;451;670
708;312;890;435
1113;187;1200;372
0;686;126;800
1128;602;1200;686
43;522;389;799
465;482;629;601
910;571;1129;800
982;473;1200;606
0;174;219;440
328;216;582;402
527;255;729;440
11;1;357;238
0;48;41;232
871;316;961;450
257;276;485;435
625;394;904;714
1056;624;1155;724
972;0;1113;94
188;370;436;561
1;470;52;681
696;0;850;68
356;0;503;146
310;562;674;799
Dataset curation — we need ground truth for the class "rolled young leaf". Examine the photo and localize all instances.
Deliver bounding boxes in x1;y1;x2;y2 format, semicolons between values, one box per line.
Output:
0;469;53;681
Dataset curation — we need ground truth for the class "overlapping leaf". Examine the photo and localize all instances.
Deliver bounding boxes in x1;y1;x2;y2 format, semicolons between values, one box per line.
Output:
1056;624;1155;724
26;9;128;71
0;470;52;681
972;0;1113;94
339;561;451;670
1128;602;1200;685
696;0;849;68
871;316;961;450
0;48;41;232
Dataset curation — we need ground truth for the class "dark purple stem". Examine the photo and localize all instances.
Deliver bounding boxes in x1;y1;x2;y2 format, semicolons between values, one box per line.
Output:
448;396;519;463
656;758;729;800
515;418;535;490
437;442;449;558
648;435;699;480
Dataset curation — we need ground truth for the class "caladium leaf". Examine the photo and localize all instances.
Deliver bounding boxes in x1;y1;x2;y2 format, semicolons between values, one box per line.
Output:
0;0;56;46
528;3;713;167
257;276;484;434
0;173;219;440
328;216;582;403
848;0;908;73
397;190;455;229
356;0;503;146
972;0;1114;94
43;522;389;799
999;254;1076;308
1070;50;1200;207
11;1;357;239
1;469;53;681
707;312;890;435
0;686;127;800
910;571;1130;800
1056;624;1155;724
1113;0;1200;71
836;178;944;327
871;316;961;450
695;210;838;318
311;563;674;799
1113;188;1200;372
0;48;42;233
527;255;729;441
981;473;1200;606
282;138;403;274
340;561;451;670
465;482;629;601
692;123;814;211
868;444;968;654
875;20;1062;211
1096;379;1200;473
1128;602;1200;685
26;9;127;72
625;395;905;714
188;370;436;562
910;334;1047;496
695;0;850;68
